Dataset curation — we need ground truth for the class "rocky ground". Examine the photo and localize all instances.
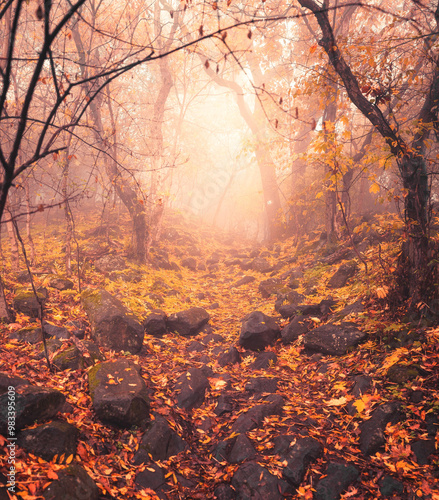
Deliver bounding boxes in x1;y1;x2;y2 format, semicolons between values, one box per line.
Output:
0;212;438;499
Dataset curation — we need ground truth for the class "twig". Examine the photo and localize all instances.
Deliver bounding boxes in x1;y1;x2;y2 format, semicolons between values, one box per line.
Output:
337;197;368;274
12;219;52;372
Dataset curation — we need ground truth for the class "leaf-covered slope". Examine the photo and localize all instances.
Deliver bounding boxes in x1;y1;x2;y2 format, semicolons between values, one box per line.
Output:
0;212;438;499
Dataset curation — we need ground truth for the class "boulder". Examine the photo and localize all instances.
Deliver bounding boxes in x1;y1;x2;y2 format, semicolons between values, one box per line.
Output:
143;310;168;337
94;254;126;273
239;311;280;351
181;257;197;270
278;299;336;320
133;415;187;462
135;464;170;499
42;464;99;500
258;278;289;298
0;385;66;434
9;326;47;344
328;261;358;289
48;277;74;291
282;437;323;486
13;288;46;318
88;359;150;428
411;439;437;465
250;257;272;273
232;276;256;288
379;475;404;497
303;323;367;356
250;351;277;370
42;321;70;340
227;434;257;464
245;377;278;394
17;421;78;462
176;367;210;410
81;289;144;354
281;316;312;344
0;373;29;394
215;393;235;416
387;363;420;384
217;346;241;367
231;462;291;499
167;307;210;336
314;462;360;500
213;484;236;500
359;401;402;456
231;394;284;434
53;346;93;371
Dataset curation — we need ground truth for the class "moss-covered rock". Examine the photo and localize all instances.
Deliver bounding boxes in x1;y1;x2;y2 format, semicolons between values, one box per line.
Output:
387;363;420;384
88;359;150;428
53;346;86;371
81;289;144;354
13;288;47;318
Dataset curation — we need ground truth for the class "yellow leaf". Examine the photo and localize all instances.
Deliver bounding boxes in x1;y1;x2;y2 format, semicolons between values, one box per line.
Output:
326;396;347;406
65;454;74;464
353;399;365;414
369;182;380;194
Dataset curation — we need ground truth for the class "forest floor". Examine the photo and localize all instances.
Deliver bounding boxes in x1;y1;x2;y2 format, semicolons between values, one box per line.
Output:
0;210;439;499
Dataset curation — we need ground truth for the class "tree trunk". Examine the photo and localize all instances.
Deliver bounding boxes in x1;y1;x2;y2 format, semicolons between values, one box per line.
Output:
71;20;149;262
298;0;439;307
0;275;14;323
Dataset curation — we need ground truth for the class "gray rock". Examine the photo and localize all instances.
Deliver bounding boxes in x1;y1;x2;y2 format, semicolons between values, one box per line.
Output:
239;311;280;351
282;437;323;486
231;395;284;434
231;461;291;499
17;421;78;461
143;310;167;337
328;261;358;288
250;257;272;273
379;475;404;496
88;359;149;428
167;307;210;336
232;276;256;288
13;288;46;318
218;346;241;367
304;323;366;356
42;464;99;500
359;402;402;456
81;289;144;354
43;321;70;340
135;464;169;499
314;462;360;500
0;373;29;394
258;278;288;298
250;351;277;370
94;254;126;273
176;367;210;410
52;346;88;371
228;434;256;464
411;439;437;465
215;393;234;416
281;316;312;344
134;415;187;461
0;385;66;434
245;377;278;394
181;257;197;270
213;484;236;500
48;277;74;291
